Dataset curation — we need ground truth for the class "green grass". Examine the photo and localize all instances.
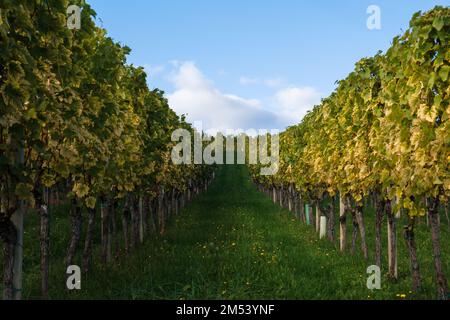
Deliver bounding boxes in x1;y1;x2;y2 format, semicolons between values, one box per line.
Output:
1;165;449;299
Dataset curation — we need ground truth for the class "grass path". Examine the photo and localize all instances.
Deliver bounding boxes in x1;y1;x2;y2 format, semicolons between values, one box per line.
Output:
21;165;448;299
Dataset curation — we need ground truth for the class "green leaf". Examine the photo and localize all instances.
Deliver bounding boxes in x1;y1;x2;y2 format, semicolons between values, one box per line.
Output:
434;95;442;107
53;161;70;178
428;72;436;89
26;108;38;120
438;65;449;82
15;183;33;200
433;17;444;31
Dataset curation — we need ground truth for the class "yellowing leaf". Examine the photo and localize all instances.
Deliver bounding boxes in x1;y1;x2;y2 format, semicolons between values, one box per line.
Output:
73;182;89;198
85;197;96;209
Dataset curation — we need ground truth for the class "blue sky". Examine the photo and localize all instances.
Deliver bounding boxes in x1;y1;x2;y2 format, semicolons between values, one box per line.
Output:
88;0;450;131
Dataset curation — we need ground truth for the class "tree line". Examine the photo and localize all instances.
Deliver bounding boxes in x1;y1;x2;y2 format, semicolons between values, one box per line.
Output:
249;7;449;299
0;0;215;299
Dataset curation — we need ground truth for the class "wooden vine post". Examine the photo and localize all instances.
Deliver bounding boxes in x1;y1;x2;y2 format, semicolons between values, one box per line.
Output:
339;194;346;252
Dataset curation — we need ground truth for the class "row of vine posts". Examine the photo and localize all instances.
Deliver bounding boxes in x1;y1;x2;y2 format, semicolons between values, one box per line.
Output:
249;6;449;300
0;0;216;300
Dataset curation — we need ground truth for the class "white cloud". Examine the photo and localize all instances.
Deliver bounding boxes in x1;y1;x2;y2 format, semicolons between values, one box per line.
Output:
168;62;212;90
274;86;322;125
165;61;322;132
223;94;261;108
167;62;280;132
